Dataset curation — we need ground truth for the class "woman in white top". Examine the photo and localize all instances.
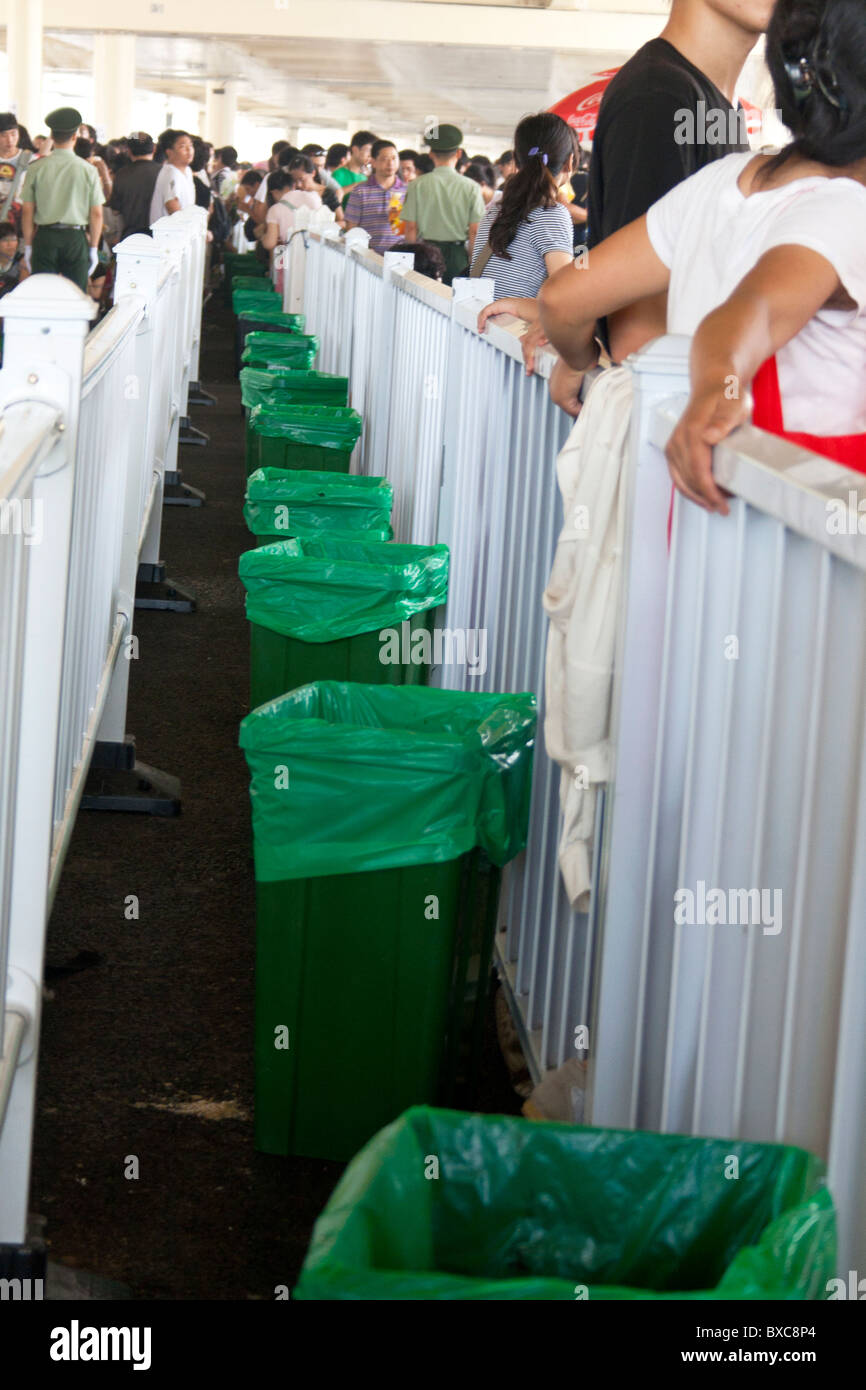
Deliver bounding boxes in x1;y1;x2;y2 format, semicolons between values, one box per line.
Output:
539;0;866;513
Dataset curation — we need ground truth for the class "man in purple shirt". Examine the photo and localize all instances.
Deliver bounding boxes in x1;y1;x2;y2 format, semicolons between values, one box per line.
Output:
344;139;406;252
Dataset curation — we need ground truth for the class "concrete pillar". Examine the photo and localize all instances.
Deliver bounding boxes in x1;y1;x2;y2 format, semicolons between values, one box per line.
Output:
6;0;44;135
204;79;238;149
93;34;137;139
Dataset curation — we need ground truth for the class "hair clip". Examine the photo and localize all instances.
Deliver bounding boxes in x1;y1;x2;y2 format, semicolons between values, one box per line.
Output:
528;146;549;165
784;39;849;117
783;54;816;106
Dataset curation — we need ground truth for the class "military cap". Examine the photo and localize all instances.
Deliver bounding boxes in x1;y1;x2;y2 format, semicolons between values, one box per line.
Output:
45;106;83;135
425;123;463;153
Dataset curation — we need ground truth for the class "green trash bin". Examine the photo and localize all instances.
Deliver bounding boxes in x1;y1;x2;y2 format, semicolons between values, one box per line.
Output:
244;468;393;543
224;251;266;278
294;1107;836;1300
240;368;348;413
237;314;317;370
239;535;449;705
239;684;537;1160
241;333;324;370
231;275;277;296
223;253;267;305
233;286;281;315
247;404;362;474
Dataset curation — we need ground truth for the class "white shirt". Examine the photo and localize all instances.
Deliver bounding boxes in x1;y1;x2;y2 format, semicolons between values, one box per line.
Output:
646;152;866;434
265;190;323;243
149;162;195;225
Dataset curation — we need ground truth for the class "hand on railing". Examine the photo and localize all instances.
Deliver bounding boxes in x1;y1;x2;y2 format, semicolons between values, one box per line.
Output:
548;358;587;419
521;322;548;376
664;381;746;516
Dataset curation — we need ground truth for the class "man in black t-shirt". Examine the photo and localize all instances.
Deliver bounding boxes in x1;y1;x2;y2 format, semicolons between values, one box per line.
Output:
543;0;773;407
108;132;160;239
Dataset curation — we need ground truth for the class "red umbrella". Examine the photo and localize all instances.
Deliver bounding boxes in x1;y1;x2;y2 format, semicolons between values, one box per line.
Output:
549;74;616;143
551;71;763;144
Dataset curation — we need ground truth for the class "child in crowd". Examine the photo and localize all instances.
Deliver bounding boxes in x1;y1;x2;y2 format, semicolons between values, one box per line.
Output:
0;219;25;296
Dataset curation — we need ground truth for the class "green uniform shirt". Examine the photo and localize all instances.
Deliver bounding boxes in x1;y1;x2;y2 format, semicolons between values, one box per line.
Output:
21;149;104;226
333;167;365;190
401;166;485;242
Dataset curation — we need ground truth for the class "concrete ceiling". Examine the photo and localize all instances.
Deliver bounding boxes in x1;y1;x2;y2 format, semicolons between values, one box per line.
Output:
34;28;639;140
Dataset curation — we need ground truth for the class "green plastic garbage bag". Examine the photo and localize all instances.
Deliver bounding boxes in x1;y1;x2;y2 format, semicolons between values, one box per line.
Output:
233;287;280;314
224;252;265;276
240;368;348;411
241;342;319;377
231;276;276;295
249;403;361;446
241;327;310;363
239;306;311;332
294;1108;836;1300
244;468;392;541
239;682;537;881
239;536;449;642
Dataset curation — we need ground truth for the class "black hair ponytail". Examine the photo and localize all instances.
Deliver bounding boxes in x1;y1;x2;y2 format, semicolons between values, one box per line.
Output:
765;0;866;170
487;112;575;260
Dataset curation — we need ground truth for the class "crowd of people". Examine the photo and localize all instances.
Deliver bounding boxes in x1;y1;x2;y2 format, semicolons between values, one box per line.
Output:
0;0;863;497
0;106;593;313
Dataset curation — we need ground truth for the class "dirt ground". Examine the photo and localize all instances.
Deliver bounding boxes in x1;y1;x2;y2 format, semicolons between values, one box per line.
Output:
29;295;520;1300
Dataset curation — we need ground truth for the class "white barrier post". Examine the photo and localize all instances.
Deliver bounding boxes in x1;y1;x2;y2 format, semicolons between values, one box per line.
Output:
113;233;195;614
152;209;209;490
0;276;93;1247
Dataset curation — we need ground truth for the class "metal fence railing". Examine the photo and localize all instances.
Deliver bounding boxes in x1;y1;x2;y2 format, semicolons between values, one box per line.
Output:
302;241;866;1271
592;335;866;1276
302;232;587;1082
0;206;206;1247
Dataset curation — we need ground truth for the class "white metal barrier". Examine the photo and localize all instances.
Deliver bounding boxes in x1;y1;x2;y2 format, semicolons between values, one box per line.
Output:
0;206;206;1247
592;335;866;1274
272;207;338;317
302;231;589;1081
303;240;866;1269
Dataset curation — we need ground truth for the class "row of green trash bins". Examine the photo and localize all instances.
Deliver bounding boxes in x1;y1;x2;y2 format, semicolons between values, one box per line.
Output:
230;307;836;1303
234;319;539;1176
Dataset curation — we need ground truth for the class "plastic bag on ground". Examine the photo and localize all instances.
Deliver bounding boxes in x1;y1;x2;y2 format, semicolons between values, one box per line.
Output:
239;682;537;880
239;536;449;642
293;1107;836;1300
244;467;392;541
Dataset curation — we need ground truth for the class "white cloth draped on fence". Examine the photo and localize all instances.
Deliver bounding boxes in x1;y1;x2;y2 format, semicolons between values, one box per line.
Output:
543;367;633;910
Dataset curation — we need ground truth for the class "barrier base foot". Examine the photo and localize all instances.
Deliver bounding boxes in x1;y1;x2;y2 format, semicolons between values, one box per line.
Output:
0;1216;46;1283
188;381;216;407
137;560;166;584
81;753;181;817
163;468;205;507
180;416;209;447
135;574;197;613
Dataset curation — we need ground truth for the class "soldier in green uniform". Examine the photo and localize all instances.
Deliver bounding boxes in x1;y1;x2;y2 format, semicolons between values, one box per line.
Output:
401;124;485;286
20;107;104;292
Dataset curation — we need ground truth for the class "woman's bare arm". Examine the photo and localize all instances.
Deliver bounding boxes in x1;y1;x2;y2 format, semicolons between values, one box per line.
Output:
666;244;844;513
538;215;670;371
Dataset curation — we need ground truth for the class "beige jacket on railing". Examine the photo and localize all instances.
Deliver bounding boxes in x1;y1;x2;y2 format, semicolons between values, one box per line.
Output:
543;366;633;911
